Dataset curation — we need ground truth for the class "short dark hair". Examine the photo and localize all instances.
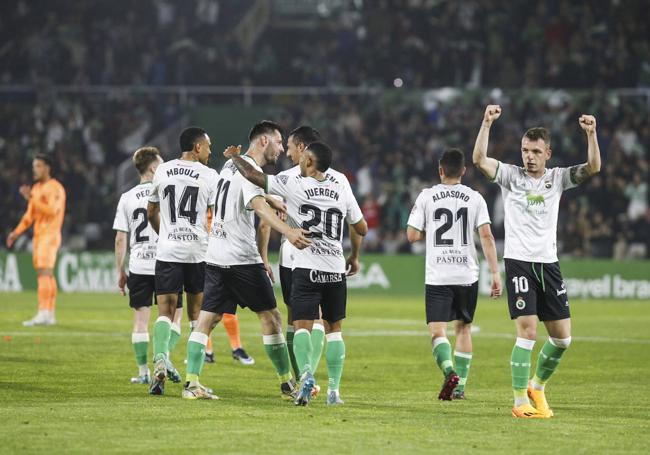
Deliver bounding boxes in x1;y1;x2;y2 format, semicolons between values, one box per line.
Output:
289;125;321;147
248;120;283;143
524;127;551;147
306;141;332;172
133;146;161;175
34;153;53;167
179;127;207;153
439;148;465;178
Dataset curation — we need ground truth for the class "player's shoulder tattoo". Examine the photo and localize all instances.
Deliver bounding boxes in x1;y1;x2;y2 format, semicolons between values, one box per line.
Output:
569;164;591;185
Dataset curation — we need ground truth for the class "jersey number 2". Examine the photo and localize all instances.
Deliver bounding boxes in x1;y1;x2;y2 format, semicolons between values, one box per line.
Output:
133;208;149;243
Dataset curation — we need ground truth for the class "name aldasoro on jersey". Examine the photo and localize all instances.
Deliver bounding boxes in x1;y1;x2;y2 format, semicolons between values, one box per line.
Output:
431;189;470;203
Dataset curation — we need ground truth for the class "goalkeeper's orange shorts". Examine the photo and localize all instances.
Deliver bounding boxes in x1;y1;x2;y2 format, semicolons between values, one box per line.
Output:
33;234;61;269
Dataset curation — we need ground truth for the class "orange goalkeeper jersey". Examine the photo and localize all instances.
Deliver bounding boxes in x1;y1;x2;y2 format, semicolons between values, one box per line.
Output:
13;178;66;238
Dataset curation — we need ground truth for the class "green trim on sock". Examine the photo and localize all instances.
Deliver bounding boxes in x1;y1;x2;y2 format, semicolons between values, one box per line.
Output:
264;341;292;382
310;327;326;374
433;340;453;376
511;344;533;390
169;326;181;352
293;331;313;376
132;341;148;367
286;330;299;379
454;352;472;392
534;339;567;383
326;339;345;391
153;320;172;358
186;340;206;380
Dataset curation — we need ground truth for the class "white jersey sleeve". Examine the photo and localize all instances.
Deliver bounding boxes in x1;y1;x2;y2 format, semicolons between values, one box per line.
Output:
112;194;129;232
344;179;363;224
265;173;291;199
407;191;428;232
493;161;520;190
475;194;491;228
558;166;577;191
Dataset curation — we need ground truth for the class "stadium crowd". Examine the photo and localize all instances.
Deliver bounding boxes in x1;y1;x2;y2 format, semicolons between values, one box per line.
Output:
1;88;648;258
1;0;649;88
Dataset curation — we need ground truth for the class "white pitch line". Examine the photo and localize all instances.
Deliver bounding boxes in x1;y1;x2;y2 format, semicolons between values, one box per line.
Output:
1;329;648;345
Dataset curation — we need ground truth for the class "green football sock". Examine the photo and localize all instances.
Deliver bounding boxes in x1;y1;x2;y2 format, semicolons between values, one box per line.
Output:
432;337;454;376
311;323;326;374
186;331;208;383
293;329;313;376
153;316;172;361
325;332;345;392
454;351;472;393
286;327;299;379
168;322;181;354
511;337;535;406
131;332;149;367
263;334;293;383
532;338;569;388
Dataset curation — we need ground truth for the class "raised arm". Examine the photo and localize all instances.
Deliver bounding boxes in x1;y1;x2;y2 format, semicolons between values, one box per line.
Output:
223;146;266;189
250;196;311;250
472;105;502;180
478;223;501;299
147;201;160;234
115;231;128;295
570;115;601;185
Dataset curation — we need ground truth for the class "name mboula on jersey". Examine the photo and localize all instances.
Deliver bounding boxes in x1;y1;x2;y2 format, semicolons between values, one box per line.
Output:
275;165;350;269
205;156;265;266
407;183;491;285
113;182;158;275
493;162;577;263
266;170;363;274
149;159;219;263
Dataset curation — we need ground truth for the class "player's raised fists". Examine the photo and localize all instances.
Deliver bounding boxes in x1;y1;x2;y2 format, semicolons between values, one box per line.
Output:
223;145;242;159
286;228;312;250
579;115;597;134
483;105;502;125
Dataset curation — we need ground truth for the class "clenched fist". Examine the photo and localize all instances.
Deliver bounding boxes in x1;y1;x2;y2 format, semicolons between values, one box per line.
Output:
483;105;502;126
578;115;597;134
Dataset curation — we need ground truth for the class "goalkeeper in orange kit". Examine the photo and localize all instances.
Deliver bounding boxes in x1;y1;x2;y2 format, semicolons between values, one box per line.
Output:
6;154;66;326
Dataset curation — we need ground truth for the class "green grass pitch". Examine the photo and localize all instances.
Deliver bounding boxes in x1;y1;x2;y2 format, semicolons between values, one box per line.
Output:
1;292;649;454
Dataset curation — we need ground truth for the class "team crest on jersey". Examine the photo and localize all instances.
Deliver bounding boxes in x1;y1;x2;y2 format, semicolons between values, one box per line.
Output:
544;180;552;189
278;175;289;185
515;297;526;310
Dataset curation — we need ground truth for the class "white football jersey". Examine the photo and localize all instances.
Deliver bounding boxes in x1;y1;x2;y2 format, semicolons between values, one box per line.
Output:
492;162;576;263
205;156;265;266
149;159;219;263
276;165;350;268
266;169;363;274
407;183;491;286
113;182;158;275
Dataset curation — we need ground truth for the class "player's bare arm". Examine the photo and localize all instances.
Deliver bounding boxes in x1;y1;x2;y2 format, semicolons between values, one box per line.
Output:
265;194;287;220
114;231;128;295
346;219;367;276
146;201;160;234
472;105;502;180
250;196;311;249
223;145;267;189
19;185;31;201
406;226;424;243
478;223;502;298
256;218;275;283
569;115;602;185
